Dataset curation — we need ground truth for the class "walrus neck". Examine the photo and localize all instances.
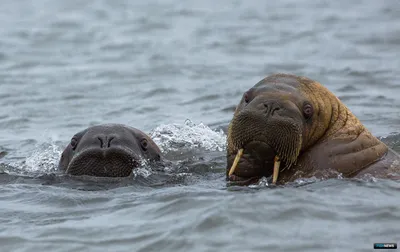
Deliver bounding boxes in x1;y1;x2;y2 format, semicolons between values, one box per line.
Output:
322;98;364;142
318;100;388;177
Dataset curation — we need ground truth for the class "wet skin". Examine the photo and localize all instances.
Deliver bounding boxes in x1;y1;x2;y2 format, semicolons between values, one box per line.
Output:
59;124;161;177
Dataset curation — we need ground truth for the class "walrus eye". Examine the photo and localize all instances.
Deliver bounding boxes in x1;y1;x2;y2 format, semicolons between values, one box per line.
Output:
303;103;313;119
70;138;78;150
140;139;148;151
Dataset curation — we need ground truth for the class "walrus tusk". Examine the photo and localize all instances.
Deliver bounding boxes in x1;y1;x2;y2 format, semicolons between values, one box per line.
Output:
272;156;280;184
229;148;243;176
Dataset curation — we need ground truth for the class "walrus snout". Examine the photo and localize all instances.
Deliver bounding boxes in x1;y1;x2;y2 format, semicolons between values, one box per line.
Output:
66;147;139;177
229;108;302;163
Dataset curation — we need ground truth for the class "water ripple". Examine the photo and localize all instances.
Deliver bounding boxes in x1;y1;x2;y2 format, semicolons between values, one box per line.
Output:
1;0;400;251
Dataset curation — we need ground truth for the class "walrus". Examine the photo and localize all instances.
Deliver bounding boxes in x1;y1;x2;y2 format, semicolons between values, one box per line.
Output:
226;73;400;185
59;124;162;177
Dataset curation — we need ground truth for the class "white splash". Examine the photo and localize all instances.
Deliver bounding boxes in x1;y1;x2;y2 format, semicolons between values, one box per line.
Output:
132;159;153;178
132;166;152;178
149;119;227;152
293;176;319;185
0;164;10;174
248;176;270;188
23;142;63;173
357;173;378;183
390;160;400;170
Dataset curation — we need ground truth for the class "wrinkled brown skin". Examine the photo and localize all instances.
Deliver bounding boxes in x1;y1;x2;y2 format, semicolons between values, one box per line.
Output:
59;124;162;177
227;73;400;185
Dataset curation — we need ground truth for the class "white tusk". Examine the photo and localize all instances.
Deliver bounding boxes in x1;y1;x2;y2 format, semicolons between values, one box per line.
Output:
228;148;243;176
272;156;280;184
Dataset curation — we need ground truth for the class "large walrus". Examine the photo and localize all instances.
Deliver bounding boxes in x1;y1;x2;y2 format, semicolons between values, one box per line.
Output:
59;124;162;177
227;73;400;185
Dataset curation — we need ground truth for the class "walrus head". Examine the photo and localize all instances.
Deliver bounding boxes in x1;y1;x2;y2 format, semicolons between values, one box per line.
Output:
59;124;161;177
226;73;387;185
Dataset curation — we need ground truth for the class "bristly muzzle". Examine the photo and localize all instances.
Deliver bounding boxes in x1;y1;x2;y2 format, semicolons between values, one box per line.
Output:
228;110;302;170
66;148;139;177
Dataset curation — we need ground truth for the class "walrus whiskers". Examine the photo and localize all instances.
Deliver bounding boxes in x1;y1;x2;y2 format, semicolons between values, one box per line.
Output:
228;148;243;176
272;156;280;184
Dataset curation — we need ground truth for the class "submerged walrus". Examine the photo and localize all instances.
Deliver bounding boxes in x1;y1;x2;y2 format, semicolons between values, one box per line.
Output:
227;73;400;185
59;124;162;177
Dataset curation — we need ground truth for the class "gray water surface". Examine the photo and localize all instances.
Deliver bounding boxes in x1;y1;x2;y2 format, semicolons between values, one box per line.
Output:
1;0;400;251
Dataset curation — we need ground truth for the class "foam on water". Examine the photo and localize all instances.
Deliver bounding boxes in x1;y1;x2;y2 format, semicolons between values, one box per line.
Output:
132;166;153;178
247;176;270;188
8;141;63;175
132;159;153;178
150;119;227;153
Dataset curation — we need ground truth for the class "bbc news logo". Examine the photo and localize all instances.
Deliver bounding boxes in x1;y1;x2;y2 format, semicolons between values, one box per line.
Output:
374;243;397;249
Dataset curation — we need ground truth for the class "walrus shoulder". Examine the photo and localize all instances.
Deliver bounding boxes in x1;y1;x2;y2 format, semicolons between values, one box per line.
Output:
354;148;400;179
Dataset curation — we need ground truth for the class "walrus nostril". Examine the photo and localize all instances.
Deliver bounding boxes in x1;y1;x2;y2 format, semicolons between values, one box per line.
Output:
262;101;280;116
271;106;280;116
97;137;104;148
107;137;114;148
97;136;115;148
